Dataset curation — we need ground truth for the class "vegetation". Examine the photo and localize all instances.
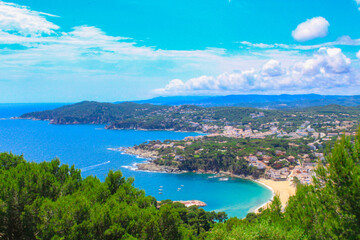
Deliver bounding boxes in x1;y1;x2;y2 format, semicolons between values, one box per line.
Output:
133;94;360;108
20;101;168;125
0;153;226;240
1;126;360;239
207;127;360;239
135;136;316;176
20;101;360;136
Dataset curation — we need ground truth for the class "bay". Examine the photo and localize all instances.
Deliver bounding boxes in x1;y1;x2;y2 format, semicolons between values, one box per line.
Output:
0;103;272;218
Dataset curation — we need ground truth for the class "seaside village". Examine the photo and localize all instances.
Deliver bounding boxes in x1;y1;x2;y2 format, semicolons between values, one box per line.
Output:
153;111;358;186
187;135;320;185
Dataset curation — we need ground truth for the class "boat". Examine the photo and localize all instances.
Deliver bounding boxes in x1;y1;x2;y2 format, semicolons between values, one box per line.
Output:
180;185;184;187
158;192;163;194
159;189;163;191
219;177;229;181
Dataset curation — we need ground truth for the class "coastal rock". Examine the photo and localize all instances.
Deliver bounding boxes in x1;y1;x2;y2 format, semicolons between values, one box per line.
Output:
137;162;180;173
157;200;207;208
121;147;158;159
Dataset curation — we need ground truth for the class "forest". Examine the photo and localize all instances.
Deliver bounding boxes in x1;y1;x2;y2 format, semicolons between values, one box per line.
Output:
0;153;226;240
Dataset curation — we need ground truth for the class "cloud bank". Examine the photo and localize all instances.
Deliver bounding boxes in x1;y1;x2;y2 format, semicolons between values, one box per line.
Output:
154;48;357;95
0;1;59;36
292;17;330;42
0;1;359;101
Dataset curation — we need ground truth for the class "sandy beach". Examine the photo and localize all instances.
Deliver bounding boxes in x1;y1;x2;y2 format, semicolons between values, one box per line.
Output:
254;178;296;212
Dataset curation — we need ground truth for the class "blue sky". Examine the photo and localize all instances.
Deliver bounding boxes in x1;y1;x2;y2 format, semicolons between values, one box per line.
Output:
0;0;359;102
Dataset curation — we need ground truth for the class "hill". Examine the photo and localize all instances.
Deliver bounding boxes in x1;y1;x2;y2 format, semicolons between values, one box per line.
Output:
20;101;168;124
129;94;360;109
20;101;360;135
0;153;226;239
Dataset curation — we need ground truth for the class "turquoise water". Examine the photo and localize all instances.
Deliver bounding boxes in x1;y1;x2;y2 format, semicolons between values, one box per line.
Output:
0;104;272;218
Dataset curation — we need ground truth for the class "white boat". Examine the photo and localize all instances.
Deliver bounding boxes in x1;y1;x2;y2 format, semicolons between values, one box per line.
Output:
219;177;229;181
180;185;184;187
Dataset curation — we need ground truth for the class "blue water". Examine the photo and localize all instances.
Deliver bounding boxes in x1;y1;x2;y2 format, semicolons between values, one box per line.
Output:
0;103;272;218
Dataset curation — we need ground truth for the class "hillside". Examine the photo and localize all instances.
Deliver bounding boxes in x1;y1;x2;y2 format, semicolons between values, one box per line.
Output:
20;101;282;132
0;153;226;239
20;101;168;124
20;101;360;136
130;94;360;109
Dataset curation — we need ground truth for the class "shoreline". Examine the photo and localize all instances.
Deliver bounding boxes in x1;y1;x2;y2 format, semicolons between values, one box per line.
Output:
252;179;275;213
253;178;296;213
16;117;210;134
111;146;296;214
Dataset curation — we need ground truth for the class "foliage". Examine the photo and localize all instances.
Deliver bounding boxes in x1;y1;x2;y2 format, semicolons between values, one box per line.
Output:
21;101;360;134
206;127;360;239
137;136;313;176
1;126;360;239
0;153;226;240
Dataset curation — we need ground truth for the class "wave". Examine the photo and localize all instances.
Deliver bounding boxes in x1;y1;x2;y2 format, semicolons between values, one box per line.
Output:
81;161;110;172
107;147;124;152
121;163;138;171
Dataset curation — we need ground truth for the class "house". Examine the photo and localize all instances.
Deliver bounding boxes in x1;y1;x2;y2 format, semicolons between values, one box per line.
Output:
275;150;286;156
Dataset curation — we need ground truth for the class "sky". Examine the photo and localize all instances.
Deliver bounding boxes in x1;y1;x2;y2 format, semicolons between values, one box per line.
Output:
0;0;359;102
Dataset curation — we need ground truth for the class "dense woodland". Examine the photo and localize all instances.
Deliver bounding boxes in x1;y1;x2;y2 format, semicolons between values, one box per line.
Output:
0;153;226;239
1;128;360;239
20;101;168;125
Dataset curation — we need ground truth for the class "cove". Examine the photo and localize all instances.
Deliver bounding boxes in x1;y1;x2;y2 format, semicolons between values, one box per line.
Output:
0;103;272;218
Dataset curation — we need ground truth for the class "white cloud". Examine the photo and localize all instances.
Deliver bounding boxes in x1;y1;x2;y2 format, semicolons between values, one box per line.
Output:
0;1;359;98
0;1;59;36
357;50;360;59
154;48;355;95
293;48;350;75
262;60;283;76
239;36;360;50
356;0;360;10
292;17;330;42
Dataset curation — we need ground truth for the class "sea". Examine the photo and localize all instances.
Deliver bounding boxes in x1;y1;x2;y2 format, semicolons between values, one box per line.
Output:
0;103;272;218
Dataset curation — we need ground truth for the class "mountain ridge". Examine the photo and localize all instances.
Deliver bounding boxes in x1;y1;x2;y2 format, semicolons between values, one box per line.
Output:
119;94;360;109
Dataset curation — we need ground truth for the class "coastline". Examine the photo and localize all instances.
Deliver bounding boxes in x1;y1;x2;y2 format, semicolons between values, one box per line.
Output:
17;117;210;134
253;178;296;213
252;179;275;213
111;146;296;214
